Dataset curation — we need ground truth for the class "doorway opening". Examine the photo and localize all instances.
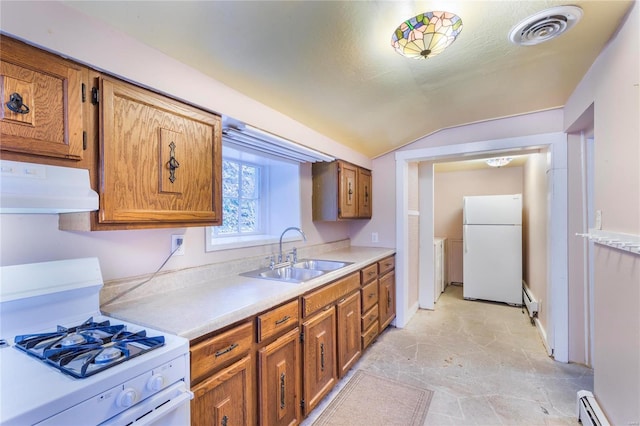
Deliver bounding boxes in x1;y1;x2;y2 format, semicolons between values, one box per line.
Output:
395;132;569;362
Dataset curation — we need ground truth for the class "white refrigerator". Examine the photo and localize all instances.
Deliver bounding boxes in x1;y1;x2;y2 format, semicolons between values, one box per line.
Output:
463;194;522;305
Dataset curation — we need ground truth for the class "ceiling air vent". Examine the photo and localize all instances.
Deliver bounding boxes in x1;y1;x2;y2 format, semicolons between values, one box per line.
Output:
509;5;583;46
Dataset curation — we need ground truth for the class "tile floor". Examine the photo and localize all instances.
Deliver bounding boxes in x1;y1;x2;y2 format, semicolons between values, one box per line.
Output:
303;284;593;425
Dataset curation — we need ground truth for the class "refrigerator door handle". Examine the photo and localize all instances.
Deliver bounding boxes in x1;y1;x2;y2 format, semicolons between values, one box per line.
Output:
463;198;467;225
463;225;468;253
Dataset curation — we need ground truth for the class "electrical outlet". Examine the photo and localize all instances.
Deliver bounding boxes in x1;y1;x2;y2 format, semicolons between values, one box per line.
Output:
371;232;379;243
171;234;185;256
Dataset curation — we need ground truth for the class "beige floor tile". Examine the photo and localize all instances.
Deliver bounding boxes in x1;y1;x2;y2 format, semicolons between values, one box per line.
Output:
302;285;593;426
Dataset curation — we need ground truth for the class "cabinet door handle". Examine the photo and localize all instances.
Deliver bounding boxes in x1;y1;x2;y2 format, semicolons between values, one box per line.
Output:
280;372;286;410
320;342;325;371
167;141;180;183
387;289;391;308
5;92;30;114
365;185;369;203
221;415;228;426
275;315;290;325
348;182;353;201
214;343;238;358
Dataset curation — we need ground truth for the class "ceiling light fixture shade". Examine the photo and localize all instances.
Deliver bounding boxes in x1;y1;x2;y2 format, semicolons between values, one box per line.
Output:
485;157;513;167
391;11;463;59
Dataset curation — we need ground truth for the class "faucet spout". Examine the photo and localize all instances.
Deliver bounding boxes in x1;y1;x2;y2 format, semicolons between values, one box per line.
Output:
279;227;307;263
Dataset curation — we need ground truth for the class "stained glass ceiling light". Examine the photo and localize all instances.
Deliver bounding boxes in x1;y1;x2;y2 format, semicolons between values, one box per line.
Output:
391;11;463;59
485;157;513;167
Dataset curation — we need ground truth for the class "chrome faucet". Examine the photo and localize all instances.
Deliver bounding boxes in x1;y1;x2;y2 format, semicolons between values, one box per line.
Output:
279;227;307;263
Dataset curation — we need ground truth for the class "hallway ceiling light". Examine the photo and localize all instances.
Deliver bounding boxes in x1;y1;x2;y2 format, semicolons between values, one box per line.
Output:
391;11;463;59
485;157;513;167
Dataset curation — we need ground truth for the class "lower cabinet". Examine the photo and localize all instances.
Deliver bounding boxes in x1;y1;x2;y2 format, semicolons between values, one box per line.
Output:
336;291;361;378
258;327;301;426
191;355;254;426
379;269;396;332
190;256;396;425
302;307;337;416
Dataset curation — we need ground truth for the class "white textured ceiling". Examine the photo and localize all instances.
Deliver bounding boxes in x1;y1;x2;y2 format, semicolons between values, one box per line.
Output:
64;1;633;158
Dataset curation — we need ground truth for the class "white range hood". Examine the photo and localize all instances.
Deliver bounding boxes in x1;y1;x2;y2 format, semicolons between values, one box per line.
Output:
0;159;99;214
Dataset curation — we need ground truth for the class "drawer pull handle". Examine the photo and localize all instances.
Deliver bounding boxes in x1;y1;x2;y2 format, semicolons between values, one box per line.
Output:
368;292;375;299
323;305;333;311
214;343;238;358
338;298;346;303
275;315;290;325
367;271;376;276
280;372;286;409
369;314;375;321
320;342;325;371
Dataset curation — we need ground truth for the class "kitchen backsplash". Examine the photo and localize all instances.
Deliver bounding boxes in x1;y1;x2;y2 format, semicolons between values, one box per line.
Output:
100;239;351;307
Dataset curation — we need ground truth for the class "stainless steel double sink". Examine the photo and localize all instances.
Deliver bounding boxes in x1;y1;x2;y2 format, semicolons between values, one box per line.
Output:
240;259;353;283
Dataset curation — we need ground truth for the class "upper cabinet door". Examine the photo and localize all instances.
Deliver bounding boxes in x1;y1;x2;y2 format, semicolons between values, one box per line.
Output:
338;161;358;218
99;77;222;225
357;167;372;219
0;36;85;161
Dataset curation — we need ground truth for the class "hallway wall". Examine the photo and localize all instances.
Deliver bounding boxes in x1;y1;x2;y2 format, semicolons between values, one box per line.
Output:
563;3;639;423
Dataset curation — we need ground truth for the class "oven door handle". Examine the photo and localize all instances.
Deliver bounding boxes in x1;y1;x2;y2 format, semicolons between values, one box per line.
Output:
99;381;193;426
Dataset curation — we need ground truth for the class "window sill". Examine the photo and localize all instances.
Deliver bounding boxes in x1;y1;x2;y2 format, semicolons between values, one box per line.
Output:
205;233;304;252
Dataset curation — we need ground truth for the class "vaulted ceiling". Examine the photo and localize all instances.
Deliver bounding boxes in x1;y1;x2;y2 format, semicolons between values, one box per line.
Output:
65;1;634;158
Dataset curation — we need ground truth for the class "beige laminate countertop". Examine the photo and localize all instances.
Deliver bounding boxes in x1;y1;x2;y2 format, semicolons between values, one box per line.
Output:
102;246;394;341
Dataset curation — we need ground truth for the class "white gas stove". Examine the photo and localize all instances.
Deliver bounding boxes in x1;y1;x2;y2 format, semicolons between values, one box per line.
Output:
0;258;192;425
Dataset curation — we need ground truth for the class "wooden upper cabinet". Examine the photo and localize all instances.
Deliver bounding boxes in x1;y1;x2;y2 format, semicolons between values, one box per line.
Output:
338;161;358;218
98;76;222;226
0;36;86;162
357;167;372;218
312;160;372;221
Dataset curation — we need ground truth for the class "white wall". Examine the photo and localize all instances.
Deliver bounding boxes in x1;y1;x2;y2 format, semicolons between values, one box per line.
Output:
0;164;350;281
563;3;639;424
522;153;550;339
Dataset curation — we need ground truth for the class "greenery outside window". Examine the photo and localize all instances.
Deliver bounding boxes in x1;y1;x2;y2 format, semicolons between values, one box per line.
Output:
206;145;301;251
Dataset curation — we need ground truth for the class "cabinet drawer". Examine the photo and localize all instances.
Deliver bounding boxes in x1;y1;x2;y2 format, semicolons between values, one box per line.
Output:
361;322;379;350
302;273;360;317
360;263;378;285
361;304;379;331
361;280;379;312
191;321;253;384
257;299;299;343
378;256;395;276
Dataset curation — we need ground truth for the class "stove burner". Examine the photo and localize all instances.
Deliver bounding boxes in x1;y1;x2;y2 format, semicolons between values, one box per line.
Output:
60;333;87;347
94;347;123;364
13;317;165;378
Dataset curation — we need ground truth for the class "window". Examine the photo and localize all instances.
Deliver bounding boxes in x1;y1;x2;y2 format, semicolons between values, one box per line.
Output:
215;158;262;237
206;145;301;251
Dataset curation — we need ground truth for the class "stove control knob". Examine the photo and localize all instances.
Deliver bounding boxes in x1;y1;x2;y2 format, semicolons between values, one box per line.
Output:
147;375;165;392
117;388;138;408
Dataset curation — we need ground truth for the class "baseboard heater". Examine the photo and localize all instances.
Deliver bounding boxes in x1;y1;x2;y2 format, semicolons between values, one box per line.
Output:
577;390;610;426
522;284;539;323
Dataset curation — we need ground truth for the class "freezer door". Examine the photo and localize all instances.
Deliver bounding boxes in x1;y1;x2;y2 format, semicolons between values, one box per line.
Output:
463;224;522;305
463;194;522;225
